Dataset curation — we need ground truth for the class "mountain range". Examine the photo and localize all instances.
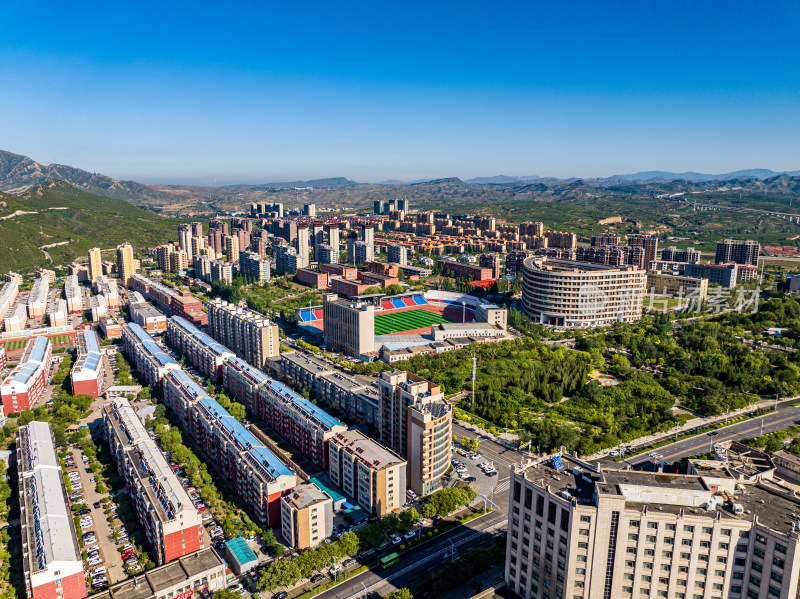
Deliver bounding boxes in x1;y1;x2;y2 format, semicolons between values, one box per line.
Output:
1;148;800;218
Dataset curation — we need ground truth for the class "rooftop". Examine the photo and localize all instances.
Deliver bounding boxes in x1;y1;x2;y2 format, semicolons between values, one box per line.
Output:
226;537;258;566
598;469;709;494
331;430;405;471
283;483;332;510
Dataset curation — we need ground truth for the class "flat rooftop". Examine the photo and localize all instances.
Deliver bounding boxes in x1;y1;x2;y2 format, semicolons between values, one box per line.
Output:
332;430;405;471
598;469;709;494
284;482;331;509
518;455;598;502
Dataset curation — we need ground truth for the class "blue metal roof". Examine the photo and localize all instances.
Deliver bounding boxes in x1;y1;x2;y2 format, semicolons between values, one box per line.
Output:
226;356;271;385
128;323;179;367
28;336;50;364
171;316;232;358
262;378;345;430
186;375;292;481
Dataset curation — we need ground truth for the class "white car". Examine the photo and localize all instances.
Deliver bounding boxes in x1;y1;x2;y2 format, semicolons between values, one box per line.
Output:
91;567;106;576
87;558;102;566
471;454;482;460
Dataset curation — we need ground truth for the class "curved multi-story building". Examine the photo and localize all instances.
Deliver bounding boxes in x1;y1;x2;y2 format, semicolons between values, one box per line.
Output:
522;256;646;328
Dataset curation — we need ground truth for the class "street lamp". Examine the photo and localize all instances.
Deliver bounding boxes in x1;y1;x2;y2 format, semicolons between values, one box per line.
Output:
449;539;455;563
361;582;368;597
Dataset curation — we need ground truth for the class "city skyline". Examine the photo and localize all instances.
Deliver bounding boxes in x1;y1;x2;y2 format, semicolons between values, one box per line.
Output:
1;2;798;183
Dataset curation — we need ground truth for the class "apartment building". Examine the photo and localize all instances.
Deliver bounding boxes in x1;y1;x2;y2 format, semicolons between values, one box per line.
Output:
506;455;800;599
47;299;69;327
64;274;83;313
479;253;502;278
351;241;375;265
169;290;207;327
576;245;647;270
94;275;120;309
162;369;296;526
88;247;103;282
683;263;739;289
104;399;204;564
328;430;406;516
317;244;338;265
256;378;347;470
544;231;577;249
167;316;234;382
1;336;52;414
117;242;135;286
280;483;333;550
388;243;409;266
590;233;621;247
27;277;49;319
238;250;271;284
157;244;175;272
71;329;106;397
206;298;280;370
210;259;233;285
4;303;27;332
628;234;659;267
438;259;493;281
130;274;176;312
378;370;451;496
18;421;86;599
170;249;189;273
130;300;168;333
121;323;181;388
661;246;701;263
646;271;709;302
0;346;5;371
521;257;646;328
0;279;19;323
280;351;381;426
321;264;357;280
296;268;329;289
322;294;376;356
276;245;300;275
716;239;761;266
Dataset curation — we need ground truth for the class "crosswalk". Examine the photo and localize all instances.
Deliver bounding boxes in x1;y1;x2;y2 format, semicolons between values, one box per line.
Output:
494;478;510;494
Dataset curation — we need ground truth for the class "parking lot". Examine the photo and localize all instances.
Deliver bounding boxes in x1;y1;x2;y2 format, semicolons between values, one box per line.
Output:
450;445;503;500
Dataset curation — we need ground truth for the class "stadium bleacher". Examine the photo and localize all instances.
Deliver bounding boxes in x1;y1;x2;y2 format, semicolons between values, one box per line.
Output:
299;309;316;322
412;295;427;305
381;300;394;310
313;309;323;320
402;297;416;307
391;298;406;309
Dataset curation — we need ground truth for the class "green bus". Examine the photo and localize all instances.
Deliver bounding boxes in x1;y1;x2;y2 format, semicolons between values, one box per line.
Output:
380;552;400;569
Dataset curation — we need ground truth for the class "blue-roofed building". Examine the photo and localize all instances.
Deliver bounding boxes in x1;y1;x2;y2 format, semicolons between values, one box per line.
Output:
71;329;106;398
166;316;234;382
122;323;181;389
162;368;296;527
1;336;52;414
222;356;270;413
256;377;347;470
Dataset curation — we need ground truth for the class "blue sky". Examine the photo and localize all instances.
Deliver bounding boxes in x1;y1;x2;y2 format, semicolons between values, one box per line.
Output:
0;1;798;183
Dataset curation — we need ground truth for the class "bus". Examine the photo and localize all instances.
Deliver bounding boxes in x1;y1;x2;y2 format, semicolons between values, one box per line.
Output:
380;552;400;569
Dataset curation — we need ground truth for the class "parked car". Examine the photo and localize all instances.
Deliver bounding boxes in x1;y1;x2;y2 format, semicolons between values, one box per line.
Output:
310;574;324;583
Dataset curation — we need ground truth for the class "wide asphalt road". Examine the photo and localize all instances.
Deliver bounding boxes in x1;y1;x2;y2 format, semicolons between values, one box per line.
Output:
622;403;800;470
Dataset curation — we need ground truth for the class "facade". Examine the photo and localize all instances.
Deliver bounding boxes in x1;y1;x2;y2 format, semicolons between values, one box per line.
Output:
129;300;167;333
0;346;5;371
104;399;204;564
479;253;502;279
169;291;207;327
506;455;800;599
1;336;52;414
352;241;375;265
121;323;181;389
387;243;409;266
239;250;271;284
255;378;347;470
321;264;358;280
206;299;280;369
627;234;659;267
27;277;49;319
276;245;300;275
116;242;135;286
0;279;19;324
521;257;646;328
661;246;701;263
71;329;106;398
378;370;451;496
210;260;233;285
646;271;709;302
296;268;329;289
327;430;406;516
88;247;103;282
157;243;175;272
280;483;333;550
92;549;225;599
317;243;339;265
683;262;739;289
329;276;369;298
47;299;69;327
18;421;86;599
64;275;83;314
4;303;28;332
167;316;234;382
716;239;761;266
431;322;505;341
322;293;376;356
438;259;493;281
94;275;120;309
162;369;296;526
477;302;508;328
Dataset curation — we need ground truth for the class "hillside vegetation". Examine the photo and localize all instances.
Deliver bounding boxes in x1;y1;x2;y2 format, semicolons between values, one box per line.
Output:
0;180;180;273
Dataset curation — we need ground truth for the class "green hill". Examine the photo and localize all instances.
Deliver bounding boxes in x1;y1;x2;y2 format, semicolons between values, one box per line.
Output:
0;180;181;273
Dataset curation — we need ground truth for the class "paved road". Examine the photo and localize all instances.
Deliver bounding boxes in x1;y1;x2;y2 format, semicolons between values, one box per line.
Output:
619;404;800;470
314;425;517;599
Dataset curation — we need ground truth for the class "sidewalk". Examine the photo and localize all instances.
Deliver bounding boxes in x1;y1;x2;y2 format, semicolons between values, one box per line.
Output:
583;398;783;462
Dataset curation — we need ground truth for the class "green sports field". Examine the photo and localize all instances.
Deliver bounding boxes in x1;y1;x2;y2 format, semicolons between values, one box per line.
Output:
2;334;72;351
374;309;453;335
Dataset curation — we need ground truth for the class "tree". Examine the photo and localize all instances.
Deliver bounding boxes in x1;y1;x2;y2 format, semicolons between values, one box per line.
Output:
421;503;436;518
399;508;422;531
385;590;413;599
261;528;285;557
337;531;360;556
213;590;241;599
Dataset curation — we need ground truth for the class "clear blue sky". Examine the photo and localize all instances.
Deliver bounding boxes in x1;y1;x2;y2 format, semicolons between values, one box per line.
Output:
1;1;798;184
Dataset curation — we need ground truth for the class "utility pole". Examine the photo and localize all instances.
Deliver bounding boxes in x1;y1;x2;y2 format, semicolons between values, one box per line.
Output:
471;356;477;409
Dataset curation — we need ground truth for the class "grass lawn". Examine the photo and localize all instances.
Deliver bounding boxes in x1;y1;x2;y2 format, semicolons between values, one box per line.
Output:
374;309;453;335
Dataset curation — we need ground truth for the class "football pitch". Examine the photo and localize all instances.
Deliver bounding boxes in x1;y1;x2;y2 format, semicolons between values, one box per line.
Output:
2;335;71;351
374;309;453;335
